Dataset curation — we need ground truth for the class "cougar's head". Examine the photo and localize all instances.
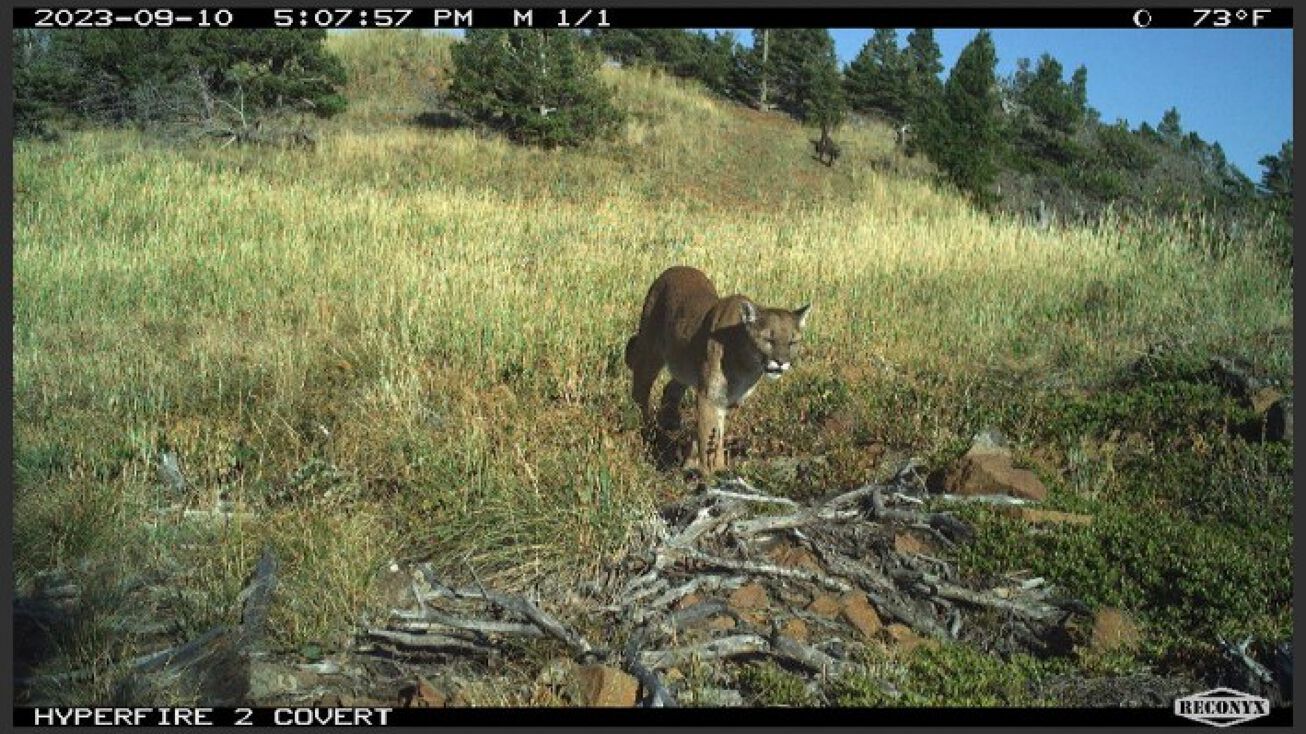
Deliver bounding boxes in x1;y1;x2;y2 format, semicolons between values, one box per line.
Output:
740;301;811;380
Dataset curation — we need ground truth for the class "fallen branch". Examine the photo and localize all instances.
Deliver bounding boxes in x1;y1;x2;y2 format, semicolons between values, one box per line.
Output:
680;548;851;592
365;628;494;655
387;609;546;638
639;634;770;669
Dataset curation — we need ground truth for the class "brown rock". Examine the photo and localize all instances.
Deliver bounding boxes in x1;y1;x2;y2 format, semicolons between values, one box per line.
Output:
1251;387;1286;415
839;593;883;640
780;617;810;643
807;593;842;618
999;506;1093;526
673;593;702;611
706;615;737;632
576;665;639;707
1090;608;1142;653
767;543;823;573
944;446;1048;501
894;532;930;555
883;623;932;654
402;676;447;708
728;582;770;611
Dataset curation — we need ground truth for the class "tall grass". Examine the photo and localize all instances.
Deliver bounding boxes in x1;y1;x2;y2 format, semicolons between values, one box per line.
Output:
13;31;1292;688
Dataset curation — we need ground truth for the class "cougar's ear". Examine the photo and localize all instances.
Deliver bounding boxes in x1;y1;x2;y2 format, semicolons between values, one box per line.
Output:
794;304;811;329
740;300;758;325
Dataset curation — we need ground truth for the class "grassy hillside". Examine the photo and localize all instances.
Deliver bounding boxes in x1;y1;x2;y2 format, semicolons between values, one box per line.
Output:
13;31;1292;704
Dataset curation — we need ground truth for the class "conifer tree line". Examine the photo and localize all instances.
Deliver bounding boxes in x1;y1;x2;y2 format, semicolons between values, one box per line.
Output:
13;26;1292;242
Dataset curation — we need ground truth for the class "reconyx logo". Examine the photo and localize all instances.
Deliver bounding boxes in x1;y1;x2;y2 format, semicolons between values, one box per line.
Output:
1173;688;1271;727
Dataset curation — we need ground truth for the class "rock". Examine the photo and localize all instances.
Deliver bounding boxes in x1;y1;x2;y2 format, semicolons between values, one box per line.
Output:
575;665;639;707
1090;608;1142;653
728;582;770;611
998;507;1093;526
839;593;882;640
673;593;702;611
894;532;931;555
883;623;935;654
766;543;823;574
807;593;842;618
944;441;1048;502
706;615;737;632
780;617;810;643
1251;387;1285;415
971;428;1009;450
400;676;447;708
687;687;745;706
1267;397;1293;444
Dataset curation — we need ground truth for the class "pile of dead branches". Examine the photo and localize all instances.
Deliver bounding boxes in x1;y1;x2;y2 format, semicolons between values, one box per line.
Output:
368;463;1088;706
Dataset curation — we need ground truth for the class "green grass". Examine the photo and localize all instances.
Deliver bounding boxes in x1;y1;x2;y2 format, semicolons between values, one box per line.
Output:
13;30;1292;703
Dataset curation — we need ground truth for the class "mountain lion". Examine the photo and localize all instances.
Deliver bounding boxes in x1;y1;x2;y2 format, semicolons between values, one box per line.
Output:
625;266;810;476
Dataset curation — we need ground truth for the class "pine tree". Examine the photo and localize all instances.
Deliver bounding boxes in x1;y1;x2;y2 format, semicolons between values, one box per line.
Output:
1157;107;1183;146
1020;53;1080;133
13;29;346;134
804;54;846;131
766;29;839;118
924;29;1003;206
449;29;623;147
844;29;907;120
1258;139;1293;200
1070;65;1088;120
902;29;944;153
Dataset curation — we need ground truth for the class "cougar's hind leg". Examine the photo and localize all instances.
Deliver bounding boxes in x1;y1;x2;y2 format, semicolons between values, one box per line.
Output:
656;380;687;431
628;339;660;434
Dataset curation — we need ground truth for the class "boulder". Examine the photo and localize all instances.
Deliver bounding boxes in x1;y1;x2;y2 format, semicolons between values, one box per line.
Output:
839;593;883;640
1089;607;1142;654
944;439;1048;502
806;593;842;618
728;582;770;611
1267;397;1293;444
780;617;810;643
576;665;639;707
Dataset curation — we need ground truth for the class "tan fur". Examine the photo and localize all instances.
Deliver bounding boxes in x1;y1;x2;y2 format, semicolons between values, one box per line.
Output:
625;266;810;476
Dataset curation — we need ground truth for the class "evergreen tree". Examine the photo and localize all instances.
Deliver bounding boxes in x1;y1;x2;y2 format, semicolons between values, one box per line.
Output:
844;29;907;120
1019;53;1080;133
766;29;839;118
902;29;944;153
804;54;846;131
1258;139;1293;200
1157;107;1183;146
924;29;1003;206
1070;65;1088;119
449;29;623;147
13;29;346;132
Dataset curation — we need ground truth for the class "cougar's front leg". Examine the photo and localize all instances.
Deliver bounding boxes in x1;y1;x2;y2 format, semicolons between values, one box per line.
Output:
695;391;718;478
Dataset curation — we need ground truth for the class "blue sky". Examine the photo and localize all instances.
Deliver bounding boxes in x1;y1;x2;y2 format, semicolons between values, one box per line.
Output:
739;29;1293;179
